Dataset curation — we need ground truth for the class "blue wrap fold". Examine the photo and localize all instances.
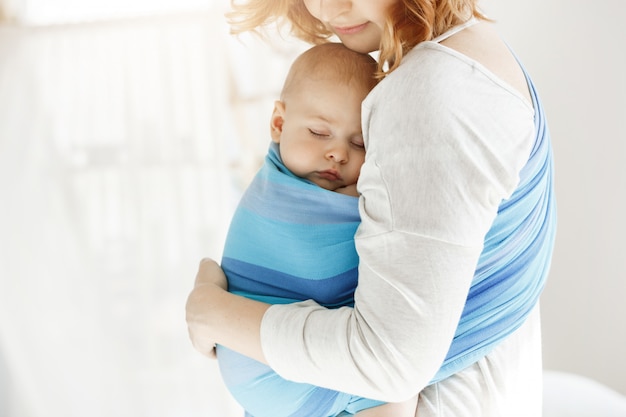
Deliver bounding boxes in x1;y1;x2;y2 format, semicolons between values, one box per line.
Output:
217;70;556;416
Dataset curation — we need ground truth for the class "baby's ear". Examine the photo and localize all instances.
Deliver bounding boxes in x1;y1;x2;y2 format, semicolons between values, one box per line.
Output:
270;100;286;143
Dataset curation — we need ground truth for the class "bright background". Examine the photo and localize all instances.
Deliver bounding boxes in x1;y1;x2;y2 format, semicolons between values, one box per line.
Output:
0;0;624;416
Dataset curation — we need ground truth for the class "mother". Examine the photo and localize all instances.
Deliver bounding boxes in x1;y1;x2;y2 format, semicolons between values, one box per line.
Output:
186;1;556;415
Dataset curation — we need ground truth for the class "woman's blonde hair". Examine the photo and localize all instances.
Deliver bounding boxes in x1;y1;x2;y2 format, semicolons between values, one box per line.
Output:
227;0;487;76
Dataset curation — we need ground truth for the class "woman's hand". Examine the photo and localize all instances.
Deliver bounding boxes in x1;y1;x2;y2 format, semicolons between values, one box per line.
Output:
185;258;270;363
185;258;228;358
193;257;228;291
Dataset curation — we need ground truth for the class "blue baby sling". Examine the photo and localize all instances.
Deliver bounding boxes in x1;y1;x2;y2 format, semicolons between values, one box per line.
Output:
217;141;383;417
217;73;556;416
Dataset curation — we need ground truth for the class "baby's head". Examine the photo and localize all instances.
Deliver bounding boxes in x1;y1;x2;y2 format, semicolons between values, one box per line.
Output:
270;43;378;193
280;42;379;103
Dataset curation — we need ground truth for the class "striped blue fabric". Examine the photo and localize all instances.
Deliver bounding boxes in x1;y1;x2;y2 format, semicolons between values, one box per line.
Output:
217;70;556;415
217;142;385;417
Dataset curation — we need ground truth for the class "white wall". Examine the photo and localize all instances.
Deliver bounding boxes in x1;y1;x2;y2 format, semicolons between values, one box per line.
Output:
481;0;626;395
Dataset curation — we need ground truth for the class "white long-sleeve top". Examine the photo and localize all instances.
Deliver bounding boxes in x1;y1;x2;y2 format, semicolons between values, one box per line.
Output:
260;38;544;416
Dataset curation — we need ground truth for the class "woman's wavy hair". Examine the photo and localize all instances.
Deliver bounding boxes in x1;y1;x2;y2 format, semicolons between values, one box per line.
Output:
227;0;487;77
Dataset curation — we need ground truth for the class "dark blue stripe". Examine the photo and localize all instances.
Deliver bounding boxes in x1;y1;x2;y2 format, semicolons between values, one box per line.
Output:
223;257;357;308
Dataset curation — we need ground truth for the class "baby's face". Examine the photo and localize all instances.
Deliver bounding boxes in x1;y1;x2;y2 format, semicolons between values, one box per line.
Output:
271;77;369;192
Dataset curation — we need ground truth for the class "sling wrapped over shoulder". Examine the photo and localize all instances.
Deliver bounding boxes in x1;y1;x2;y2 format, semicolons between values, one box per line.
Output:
433;68;557;382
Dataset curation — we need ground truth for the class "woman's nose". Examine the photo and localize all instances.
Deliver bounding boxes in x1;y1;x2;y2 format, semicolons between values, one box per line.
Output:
317;0;351;22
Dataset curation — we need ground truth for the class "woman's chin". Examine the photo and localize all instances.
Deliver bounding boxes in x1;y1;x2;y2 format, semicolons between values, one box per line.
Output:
334;32;381;55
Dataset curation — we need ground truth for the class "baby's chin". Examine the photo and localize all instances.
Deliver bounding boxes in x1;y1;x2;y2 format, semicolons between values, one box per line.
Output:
333;184;359;197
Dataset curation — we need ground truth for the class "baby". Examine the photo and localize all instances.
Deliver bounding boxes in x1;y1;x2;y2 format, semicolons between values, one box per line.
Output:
217;43;417;417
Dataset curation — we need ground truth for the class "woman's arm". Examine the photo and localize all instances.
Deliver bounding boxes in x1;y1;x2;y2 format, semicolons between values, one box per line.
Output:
185;258;269;362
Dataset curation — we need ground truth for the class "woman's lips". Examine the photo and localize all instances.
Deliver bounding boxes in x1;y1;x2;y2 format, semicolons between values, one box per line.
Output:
332;22;369;36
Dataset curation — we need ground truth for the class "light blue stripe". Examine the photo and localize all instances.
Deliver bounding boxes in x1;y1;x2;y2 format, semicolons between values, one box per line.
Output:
223;206;359;279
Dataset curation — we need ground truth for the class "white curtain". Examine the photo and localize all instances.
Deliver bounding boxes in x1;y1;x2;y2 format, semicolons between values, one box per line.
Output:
0;8;304;416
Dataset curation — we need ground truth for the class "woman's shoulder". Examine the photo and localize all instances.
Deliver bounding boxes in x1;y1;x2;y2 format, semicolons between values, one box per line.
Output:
365;45;532;120
367;22;532;110
438;20;533;104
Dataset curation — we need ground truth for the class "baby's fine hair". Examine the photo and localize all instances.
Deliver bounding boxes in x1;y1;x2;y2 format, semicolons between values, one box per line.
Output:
281;43;379;100
227;0;487;76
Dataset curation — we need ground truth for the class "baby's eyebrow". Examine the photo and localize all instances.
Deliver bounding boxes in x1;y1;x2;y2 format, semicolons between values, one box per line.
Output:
310;114;334;123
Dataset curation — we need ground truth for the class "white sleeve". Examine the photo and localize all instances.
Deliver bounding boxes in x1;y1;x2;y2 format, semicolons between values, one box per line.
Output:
260;46;535;402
